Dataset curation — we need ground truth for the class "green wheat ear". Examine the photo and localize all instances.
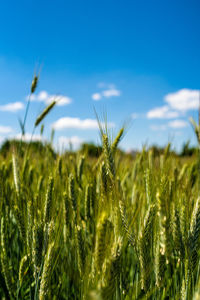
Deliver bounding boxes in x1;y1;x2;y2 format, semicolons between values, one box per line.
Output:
155;219;166;288
63;191;70;225
111;127;124;154
181;278;186;300
44;176;54;225
69;173;77;221
139;204;156;292
27;200;33;259
100;162;108;194
188;197;200;274
1;217;16;299
19;255;29;286
77;155;85;183
43;176;54;253
13;205;26;241
75;224;86;276
31;74;39;93
173;208;185;261
35;100;56;127
155;241;166;288
119;197;136;248
33;222;44;278
12;152;20;195
85;184;91;220
39;243;55;300
102;134;115;179
145;168;152;205
101;242;121;300
95;214;113;273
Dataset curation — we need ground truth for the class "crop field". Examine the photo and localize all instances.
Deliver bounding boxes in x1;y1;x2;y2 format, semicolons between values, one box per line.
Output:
0;79;200;300
0;125;200;300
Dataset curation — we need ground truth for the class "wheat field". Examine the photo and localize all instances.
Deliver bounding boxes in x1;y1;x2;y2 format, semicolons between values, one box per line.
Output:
0;78;200;299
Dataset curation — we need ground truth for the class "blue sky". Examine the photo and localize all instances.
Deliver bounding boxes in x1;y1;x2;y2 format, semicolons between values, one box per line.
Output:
0;0;200;151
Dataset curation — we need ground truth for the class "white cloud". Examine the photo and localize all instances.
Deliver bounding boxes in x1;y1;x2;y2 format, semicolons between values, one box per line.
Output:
150;119;188;131
92;93;102;101
92;84;121;101
102;88;121;98
57;97;72;106
147;105;179;119
0;102;24;112
150;125;167;131
52;117;115;130
97;82;115;89
38;91;48;101
165;89;200;111
29;90;72;106
168;120;188;129
58;136;83;150
0;125;13;134
147;89;200;121
48;95;71;106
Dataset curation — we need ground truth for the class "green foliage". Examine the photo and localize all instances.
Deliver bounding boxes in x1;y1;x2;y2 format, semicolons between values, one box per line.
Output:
0;139;56;158
180;141;196;157
80;143;103;157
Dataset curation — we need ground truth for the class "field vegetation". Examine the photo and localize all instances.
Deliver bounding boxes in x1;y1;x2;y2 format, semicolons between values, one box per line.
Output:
0;77;200;299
